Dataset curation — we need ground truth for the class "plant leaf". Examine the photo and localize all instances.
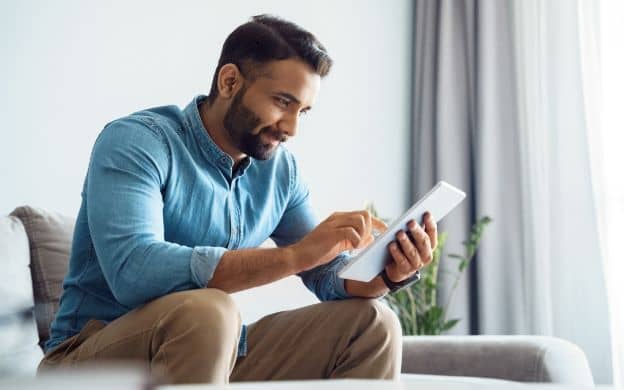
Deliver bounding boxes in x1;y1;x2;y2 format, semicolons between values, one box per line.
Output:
441;318;460;332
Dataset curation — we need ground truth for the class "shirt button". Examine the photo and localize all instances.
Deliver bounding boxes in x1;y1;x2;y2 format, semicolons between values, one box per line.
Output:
220;156;229;164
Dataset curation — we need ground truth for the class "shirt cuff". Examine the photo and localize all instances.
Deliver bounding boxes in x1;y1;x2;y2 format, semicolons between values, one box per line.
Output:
190;246;228;287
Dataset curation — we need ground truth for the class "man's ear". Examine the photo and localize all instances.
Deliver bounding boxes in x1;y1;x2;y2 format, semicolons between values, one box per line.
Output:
217;63;244;99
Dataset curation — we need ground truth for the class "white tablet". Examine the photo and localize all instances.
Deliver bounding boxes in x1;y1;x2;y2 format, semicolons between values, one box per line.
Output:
337;181;466;282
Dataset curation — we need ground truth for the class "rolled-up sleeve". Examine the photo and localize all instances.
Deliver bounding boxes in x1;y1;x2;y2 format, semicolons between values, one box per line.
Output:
270;153;352;301
86;118;226;308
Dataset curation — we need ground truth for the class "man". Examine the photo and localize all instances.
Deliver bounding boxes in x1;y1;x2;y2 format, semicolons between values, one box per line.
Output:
38;15;437;384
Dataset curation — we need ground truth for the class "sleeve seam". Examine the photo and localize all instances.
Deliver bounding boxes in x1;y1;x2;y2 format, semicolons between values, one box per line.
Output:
135;116;173;188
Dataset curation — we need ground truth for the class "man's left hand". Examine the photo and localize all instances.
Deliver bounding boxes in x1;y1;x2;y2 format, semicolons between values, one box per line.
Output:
385;211;438;283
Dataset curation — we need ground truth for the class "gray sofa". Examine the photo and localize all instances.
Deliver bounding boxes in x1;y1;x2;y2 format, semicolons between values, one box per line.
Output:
0;206;595;386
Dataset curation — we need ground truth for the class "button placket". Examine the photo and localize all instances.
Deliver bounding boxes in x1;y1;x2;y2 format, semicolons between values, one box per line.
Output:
226;182;238;248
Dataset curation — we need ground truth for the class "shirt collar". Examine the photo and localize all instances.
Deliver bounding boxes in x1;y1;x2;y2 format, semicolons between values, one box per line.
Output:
183;95;252;178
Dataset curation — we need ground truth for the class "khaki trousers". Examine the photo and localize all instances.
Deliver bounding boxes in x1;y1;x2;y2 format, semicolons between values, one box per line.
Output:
38;289;402;384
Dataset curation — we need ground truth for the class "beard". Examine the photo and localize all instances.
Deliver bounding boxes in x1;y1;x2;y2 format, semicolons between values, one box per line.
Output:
223;87;287;160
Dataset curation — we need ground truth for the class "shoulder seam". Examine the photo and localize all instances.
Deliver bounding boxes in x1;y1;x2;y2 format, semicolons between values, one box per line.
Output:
135;116;173;187
102;115;173;188
134;116;172;161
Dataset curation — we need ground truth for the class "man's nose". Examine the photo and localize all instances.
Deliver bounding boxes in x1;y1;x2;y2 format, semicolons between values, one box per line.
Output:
277;112;299;138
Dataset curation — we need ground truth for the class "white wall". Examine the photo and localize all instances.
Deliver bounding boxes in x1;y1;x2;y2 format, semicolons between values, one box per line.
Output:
0;0;413;323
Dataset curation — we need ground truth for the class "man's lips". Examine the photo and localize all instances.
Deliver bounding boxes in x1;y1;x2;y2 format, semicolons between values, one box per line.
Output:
263;132;284;146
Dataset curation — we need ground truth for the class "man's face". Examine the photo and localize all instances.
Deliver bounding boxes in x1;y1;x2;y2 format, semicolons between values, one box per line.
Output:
222;58;321;160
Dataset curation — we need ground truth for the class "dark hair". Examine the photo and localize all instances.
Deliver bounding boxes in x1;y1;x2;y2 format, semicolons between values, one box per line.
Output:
207;14;332;104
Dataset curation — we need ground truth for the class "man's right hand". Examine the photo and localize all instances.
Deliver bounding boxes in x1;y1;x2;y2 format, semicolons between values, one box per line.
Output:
289;210;388;272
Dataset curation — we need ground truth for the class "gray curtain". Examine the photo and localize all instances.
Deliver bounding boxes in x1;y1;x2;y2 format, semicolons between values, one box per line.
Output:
411;0;525;335
411;1;614;383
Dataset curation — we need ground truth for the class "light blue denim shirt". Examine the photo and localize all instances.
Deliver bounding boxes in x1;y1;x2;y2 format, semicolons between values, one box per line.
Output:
45;95;352;356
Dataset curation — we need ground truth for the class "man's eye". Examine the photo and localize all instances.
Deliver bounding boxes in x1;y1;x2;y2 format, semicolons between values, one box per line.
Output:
274;97;290;108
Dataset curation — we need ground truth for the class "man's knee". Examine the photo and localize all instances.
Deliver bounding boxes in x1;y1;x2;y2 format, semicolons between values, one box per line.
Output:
337;298;399;323
145;290;242;383
157;289;241;341
324;299;402;379
338;299;403;346
361;299;401;336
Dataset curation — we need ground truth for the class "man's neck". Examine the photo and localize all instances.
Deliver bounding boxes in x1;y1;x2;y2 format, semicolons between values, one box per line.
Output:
198;99;247;170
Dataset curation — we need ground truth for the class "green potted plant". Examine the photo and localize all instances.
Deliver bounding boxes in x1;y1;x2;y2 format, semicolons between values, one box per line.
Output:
365;202;491;335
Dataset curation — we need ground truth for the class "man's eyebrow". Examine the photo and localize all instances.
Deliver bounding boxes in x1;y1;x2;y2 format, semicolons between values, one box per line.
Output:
274;91;312;110
275;91;300;104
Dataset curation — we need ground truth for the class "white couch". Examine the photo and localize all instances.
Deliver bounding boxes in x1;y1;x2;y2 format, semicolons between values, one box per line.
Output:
0;206;595;386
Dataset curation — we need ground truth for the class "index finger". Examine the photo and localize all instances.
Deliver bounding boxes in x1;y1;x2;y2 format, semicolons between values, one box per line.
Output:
372;216;388;233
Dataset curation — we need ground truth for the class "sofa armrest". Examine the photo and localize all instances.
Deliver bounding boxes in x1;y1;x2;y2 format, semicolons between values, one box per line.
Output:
401;335;594;386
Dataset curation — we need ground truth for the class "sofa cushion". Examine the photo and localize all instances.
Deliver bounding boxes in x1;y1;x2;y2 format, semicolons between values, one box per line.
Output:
0;215;44;374
10;206;75;349
401;335;594;386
